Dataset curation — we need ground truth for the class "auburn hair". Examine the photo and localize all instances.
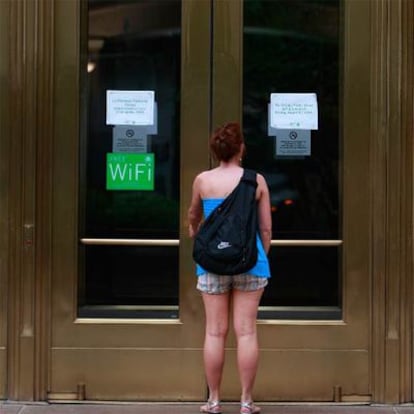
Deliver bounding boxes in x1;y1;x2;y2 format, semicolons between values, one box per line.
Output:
210;122;244;162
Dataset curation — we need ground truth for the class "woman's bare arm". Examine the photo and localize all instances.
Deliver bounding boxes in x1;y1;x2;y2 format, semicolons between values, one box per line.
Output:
256;174;272;254
187;175;204;238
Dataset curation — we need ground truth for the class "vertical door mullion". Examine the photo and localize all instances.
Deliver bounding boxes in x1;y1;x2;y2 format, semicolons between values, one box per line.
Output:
180;0;212;326
211;0;243;127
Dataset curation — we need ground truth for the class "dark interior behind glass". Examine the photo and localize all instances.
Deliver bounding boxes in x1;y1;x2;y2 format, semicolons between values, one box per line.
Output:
78;0;342;319
79;0;181;317
243;0;342;314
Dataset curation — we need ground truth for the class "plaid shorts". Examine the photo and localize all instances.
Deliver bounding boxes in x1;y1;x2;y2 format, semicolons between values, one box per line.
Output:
197;273;268;294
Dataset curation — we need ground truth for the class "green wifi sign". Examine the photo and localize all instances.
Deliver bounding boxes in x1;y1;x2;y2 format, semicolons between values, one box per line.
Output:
106;153;154;190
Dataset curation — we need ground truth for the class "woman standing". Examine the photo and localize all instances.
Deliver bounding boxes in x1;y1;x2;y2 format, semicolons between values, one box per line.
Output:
188;123;272;414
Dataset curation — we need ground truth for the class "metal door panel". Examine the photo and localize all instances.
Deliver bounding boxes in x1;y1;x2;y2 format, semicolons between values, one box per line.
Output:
212;0;371;401
50;0;210;400
50;0;372;402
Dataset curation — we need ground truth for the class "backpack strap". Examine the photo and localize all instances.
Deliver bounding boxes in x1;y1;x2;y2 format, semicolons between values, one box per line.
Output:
241;169;257;188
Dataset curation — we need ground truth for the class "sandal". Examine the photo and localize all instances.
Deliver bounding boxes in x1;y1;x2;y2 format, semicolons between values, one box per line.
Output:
240;401;261;414
200;400;222;414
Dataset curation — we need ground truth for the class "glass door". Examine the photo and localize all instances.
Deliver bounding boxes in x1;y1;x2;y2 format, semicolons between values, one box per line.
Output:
78;0;182;319
213;0;371;401
244;0;341;318
49;0;372;402
49;0;211;400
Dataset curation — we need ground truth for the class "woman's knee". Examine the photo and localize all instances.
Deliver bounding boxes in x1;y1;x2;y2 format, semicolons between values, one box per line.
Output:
206;322;229;338
233;319;257;339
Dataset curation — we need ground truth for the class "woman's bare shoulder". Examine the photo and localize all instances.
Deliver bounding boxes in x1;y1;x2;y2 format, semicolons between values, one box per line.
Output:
193;170;210;183
256;173;268;186
195;168;220;181
255;172;270;198
192;170;215;192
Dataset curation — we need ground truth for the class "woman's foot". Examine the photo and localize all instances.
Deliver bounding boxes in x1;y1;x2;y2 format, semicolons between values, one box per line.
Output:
200;400;222;414
240;401;261;414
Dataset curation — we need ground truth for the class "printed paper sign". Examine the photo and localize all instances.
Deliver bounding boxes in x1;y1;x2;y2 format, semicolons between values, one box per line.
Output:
112;126;148;153
270;93;318;130
106;153;154;190
106;90;155;126
276;130;311;156
145;102;158;135
267;104;278;136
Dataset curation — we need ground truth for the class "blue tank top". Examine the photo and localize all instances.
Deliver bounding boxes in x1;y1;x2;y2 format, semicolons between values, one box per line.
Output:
196;198;271;278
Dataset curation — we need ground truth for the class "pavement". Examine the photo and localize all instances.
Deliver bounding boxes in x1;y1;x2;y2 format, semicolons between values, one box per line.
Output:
3;403;414;414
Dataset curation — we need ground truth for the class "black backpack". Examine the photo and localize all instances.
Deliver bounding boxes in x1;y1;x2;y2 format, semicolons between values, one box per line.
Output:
192;169;258;275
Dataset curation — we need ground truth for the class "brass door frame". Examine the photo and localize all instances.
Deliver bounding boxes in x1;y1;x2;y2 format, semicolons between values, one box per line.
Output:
370;0;414;403
0;0;10;399
2;0;414;404
5;0;54;401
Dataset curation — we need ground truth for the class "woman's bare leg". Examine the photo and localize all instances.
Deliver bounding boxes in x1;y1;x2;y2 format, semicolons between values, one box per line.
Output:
202;292;230;402
232;288;264;403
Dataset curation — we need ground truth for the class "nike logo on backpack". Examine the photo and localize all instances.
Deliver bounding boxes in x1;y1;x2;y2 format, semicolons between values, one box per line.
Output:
217;241;232;249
